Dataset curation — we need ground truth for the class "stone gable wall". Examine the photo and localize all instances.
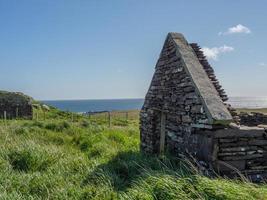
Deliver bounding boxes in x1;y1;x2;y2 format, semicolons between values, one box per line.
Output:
140;35;208;154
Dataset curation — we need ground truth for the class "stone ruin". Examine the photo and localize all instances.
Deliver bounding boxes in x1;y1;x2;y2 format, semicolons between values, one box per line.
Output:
140;32;267;182
0;91;33;119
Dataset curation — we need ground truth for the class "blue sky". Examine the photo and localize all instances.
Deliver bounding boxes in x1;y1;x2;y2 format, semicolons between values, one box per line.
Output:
0;0;266;100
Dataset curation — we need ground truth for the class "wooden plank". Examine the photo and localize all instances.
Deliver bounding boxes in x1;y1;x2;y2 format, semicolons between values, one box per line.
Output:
159;112;166;154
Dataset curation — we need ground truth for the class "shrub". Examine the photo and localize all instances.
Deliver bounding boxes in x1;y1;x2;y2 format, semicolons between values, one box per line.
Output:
45;121;70;132
51;135;65;145
45;123;57;131
80;140;92;151
88;145;105;158
113;119;128;126
28;175;53;198
61;121;71;129
80;120;90;128
7;147;54;172
14;127;29;135
107;132;126;144
31;121;44;128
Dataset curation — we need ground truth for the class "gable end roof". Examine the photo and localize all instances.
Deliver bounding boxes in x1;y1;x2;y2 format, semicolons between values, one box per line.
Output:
168;32;232;125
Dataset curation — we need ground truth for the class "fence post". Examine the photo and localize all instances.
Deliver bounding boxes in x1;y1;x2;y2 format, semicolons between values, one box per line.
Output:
4;111;7;127
125;112;128;121
71;113;74;123
43;110;46;120
16;107;19;119
36;112;39;121
108;112;111;128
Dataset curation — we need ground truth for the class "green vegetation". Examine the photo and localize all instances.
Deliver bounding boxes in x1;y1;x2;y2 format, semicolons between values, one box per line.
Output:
0;107;267;199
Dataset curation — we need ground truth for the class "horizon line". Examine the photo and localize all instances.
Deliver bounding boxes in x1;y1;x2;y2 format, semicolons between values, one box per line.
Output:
39;96;267;101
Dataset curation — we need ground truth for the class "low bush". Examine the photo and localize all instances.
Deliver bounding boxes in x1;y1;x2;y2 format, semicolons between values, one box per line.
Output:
80;120;90;128
14;127;29;135
45;121;70;132
7;146;55;172
31;121;44;128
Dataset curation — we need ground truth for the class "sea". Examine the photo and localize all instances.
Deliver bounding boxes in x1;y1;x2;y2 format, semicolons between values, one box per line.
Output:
42;97;267;113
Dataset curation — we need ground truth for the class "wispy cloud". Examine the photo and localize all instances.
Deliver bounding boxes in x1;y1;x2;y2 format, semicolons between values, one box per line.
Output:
202;45;234;60
219;24;251;35
259;62;267;67
116;68;123;73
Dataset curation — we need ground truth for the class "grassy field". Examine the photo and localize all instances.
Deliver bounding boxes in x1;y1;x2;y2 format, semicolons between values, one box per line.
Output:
1;107;267;199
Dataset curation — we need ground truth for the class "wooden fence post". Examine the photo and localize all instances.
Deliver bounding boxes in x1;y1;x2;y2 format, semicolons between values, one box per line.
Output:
16;107;19;119
125;112;128;121
108;112;111;128
71;113;74;123
4;111;7;127
43;110;46;120
159;112;166;155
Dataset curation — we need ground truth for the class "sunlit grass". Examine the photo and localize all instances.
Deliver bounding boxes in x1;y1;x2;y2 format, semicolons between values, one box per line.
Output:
0;107;267;199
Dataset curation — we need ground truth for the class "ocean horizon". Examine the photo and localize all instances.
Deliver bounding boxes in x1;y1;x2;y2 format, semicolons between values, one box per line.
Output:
41;97;267;113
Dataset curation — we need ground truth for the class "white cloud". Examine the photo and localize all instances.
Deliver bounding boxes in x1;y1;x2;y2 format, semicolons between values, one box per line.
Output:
219;24;251;35
202;45;234;60
116;68;122;73
259;62;266;67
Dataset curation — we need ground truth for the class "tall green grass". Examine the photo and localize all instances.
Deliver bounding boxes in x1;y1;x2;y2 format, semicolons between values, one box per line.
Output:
0;108;267;199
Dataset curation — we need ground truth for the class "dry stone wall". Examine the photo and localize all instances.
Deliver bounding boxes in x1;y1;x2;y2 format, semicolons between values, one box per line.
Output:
140;32;267;181
0;91;33;119
190;43;228;102
198;128;267;182
140;34;209;154
239;112;267;127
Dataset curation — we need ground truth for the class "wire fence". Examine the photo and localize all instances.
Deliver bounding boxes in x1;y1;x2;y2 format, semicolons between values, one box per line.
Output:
1;108;140;127
84;110;139;127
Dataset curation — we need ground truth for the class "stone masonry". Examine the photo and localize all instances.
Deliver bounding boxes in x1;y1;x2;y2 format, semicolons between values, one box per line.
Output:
0;91;33;119
140;32;267;182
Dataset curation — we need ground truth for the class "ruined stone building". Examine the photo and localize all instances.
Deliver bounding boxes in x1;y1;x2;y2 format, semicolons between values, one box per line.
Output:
0;91;33;119
140;33;267;181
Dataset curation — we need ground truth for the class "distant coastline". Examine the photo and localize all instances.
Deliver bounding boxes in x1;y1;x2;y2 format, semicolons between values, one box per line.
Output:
42;97;267;113
42;98;144;113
